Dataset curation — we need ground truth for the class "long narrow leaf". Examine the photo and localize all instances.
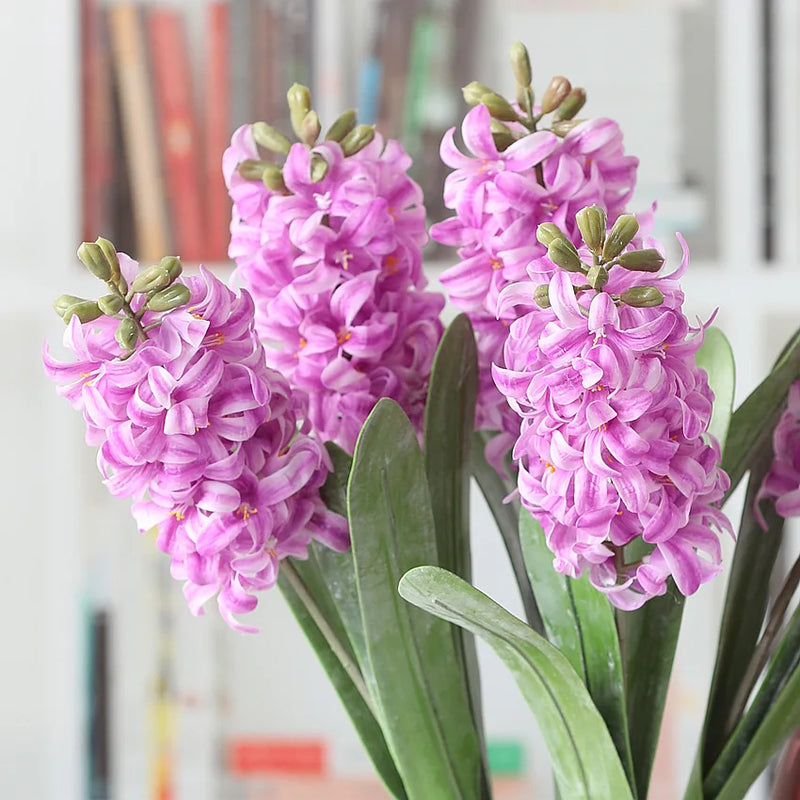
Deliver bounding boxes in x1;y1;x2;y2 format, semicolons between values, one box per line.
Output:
399;565;635;800
519;511;636;792
722;326;800;496
700;461;785;771
278;564;407;799
705;602;800;799
618;581;685;800
423;314;490;797
348;399;485;799
471;430;543;633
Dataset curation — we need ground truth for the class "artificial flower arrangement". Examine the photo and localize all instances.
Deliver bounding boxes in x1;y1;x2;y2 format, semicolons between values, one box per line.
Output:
44;41;800;799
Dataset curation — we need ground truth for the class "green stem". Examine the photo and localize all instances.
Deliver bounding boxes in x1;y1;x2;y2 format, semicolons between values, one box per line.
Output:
106;279;148;342
281;559;374;715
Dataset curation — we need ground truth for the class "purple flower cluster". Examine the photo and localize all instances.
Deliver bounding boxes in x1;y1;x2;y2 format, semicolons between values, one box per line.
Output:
224;126;444;453
44;257;347;631
494;238;732;608
757;381;800;524
431;104;640;469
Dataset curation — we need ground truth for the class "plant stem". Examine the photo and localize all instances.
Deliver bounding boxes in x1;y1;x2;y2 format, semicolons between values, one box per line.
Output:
106;279;149;342
281;558;375;714
725;551;800;735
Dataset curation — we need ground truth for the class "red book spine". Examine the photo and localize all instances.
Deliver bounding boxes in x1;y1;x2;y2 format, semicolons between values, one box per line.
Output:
80;0;113;243
147;9;206;262
204;2;232;263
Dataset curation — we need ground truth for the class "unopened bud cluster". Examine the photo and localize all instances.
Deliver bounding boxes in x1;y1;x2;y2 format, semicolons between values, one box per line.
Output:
237;83;375;188
53;238;189;353
533;206;666;309
462;41;588;152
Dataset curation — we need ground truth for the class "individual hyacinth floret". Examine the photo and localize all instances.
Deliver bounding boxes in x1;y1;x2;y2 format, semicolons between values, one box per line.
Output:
223;86;444;453
431;47;640;472
44;243;348;632
493;214;732;609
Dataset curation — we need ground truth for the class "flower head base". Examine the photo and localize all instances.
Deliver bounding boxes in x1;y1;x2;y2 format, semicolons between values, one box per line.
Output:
44;254;347;631
431;93;641;471
494;234;732;609
224;110;443;453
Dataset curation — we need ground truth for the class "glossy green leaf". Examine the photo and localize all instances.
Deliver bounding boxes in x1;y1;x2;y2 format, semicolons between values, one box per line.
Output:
618;576;685;800
348;399;486;799
722;326;800;497
319;441;352;518
423;314;489;795
705;602;800;800
695;326;735;455
519;510;635;792
471;430;543;633
278;562;407;799
699;461;784;771
399;566;635;800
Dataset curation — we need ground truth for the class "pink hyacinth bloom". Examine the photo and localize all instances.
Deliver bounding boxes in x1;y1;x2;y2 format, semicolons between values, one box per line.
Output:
224;126;444;453
494;236;732;609
44;257;347;631
431;104;640;471
757;381;800;524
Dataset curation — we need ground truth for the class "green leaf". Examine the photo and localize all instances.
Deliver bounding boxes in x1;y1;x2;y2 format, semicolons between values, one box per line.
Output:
319;441;352;518
705;603;800;800
278;562;407;799
618;578;685;800
695;326;735;454
471;430;543;633
424;313;478;580
722;326;800;496
699;461;784;771
519;511;636;793
348;399;487;799
399;565;635;800
423;314;489;796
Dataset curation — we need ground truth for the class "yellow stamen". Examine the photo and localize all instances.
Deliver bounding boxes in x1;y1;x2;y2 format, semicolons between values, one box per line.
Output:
207;331;225;346
236;503;258;521
340;250;353;270
336;330;352;345
490;258;503;271
170;509;185;521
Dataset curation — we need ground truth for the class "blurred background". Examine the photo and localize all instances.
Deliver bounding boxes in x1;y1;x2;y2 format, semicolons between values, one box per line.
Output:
2;0;799;797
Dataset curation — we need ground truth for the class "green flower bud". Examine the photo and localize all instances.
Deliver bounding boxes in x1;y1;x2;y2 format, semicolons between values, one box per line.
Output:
130;263;171;294
301;110;321;146
325;109;357;142
548;238;585;273
309;153;330;183
554;87;587;121
261;162;287;192
575;205;607;255
515;84;534;117
617;248;665;273
238;159;273;180
287;83;312;139
115;317;138;350
492;132;516;152
536;222;566;247
462;81;493;106
97;293;124;315
341;124;375;156
620;286;665;308
160;255;182;282
602;215;640;262
541;76;572;115
53;294;88;319
510;42;532;87
534;284;551;308
62;300;103;324
550;120;582;138
95;237;121;282
586;264;609;290
251;121;292;155
480;92;519;122
147;283;191;312
77;241;111;280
